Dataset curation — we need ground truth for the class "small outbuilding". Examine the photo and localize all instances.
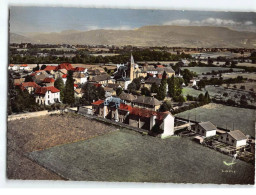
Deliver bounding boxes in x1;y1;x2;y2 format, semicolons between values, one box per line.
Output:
218;130;247;148
195;121;217;137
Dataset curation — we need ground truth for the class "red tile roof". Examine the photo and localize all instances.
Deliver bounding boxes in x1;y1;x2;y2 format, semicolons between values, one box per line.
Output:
72;67;85;72
93;83;102;87
20;82;39;91
21;82;39;88
157;65;164;68
74;84;78;88
57;63;74;71
91;100;104;105
62;74;67;78
157;74;162;79
44;66;58;71
20;64;28;67
35;70;44;73
30;73;36;77
130;107;169;120
35;86;60;95
43;78;55;83
119;103;133;112
9;64;14;67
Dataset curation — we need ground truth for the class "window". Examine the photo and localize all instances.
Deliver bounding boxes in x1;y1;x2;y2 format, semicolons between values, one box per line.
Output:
226;138;229;141
221;136;223;139
232;140;234;143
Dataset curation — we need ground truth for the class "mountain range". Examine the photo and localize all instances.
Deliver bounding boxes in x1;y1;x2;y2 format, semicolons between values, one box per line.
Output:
10;25;256;48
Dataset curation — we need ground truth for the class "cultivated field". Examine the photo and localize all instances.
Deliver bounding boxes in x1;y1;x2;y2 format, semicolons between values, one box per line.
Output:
7;113;116;180
176;103;255;137
181;67;243;75
222;72;256;80
222;82;256;92
236;63;256;68
29;130;255;184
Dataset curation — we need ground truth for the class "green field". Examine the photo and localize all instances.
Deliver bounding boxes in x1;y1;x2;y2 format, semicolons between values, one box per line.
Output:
181;67;243;75
176;103;255;137
29;130;254;184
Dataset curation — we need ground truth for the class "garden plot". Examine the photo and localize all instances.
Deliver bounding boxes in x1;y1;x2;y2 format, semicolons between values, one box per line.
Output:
181;67;243;75
176;103;255;137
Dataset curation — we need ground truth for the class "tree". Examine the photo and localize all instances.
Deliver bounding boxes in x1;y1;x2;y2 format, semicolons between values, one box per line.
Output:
127;82;136;93
159;101;172;112
33;64;40;72
54;77;65;101
156;75;167;100
167;75;182;98
204;91;211;104
24;75;33;82
63;71;75;105
168;75;175;98
132;77;142;90
151;83;159;93
182;69;197;85
41;64;47;70
198;80;206;90
116;87;123;96
141;87;151;96
198;93;205;102
80;83;105;105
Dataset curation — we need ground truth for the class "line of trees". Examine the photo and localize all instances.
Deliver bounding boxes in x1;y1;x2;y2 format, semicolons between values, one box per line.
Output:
10;49;192;64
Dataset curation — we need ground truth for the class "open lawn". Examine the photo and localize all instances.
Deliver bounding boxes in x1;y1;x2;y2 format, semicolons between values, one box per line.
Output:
176;103;255;137
181;67;243;75
7;113;116;180
29;130;254;184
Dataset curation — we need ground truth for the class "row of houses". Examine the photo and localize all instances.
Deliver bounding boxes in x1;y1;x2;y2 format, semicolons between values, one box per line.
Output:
193;121;247;148
91;96;174;138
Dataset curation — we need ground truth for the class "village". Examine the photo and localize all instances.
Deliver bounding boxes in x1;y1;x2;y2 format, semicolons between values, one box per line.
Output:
8;44;256;169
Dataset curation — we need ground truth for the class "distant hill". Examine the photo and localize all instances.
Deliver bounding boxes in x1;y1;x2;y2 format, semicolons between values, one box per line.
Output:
10;25;256;48
10;33;33;43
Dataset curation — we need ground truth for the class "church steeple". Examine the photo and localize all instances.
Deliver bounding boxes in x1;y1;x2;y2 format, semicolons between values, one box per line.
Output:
129;53;135;81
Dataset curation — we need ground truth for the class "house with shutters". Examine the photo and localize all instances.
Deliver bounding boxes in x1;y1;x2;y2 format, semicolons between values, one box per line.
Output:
35;86;60;105
218;130;247;147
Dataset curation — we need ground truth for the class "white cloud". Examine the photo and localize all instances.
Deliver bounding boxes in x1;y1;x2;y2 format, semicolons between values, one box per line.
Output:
163;19;191;25
244;21;253;25
163;18;254;27
85;25;132;31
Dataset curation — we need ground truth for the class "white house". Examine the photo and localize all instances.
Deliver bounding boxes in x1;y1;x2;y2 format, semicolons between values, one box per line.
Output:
160;113;175;138
218;130;247;148
19;64;30;71
195;121;217;137
35;86;60;105
8;64;18;71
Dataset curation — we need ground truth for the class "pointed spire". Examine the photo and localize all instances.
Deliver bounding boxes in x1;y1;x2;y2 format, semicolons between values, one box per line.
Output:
131;53;135;65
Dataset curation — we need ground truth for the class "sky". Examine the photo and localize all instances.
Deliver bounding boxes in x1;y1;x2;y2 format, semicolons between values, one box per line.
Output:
10;7;256;34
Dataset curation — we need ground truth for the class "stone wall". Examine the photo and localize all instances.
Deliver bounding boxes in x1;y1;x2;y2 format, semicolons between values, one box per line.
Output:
7;110;62;121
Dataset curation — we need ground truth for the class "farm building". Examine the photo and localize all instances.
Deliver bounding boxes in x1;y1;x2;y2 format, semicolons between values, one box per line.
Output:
218;130;247;148
195;121;217;137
